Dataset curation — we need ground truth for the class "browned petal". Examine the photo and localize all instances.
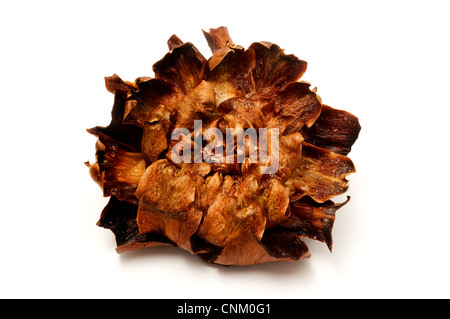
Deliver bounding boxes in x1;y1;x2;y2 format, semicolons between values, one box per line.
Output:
135;159;195;212
257;179;290;229
135;159;205;251
196;173;236;213
153;42;206;94
97;196;172;253
302;104;361;156
136;202;202;253
202;26;234;53
167;34;184;51
216;97;265;129
249;42;308;91
277;196;350;251
104;73;134;94
141;121;168;166
122;78;181;128
284;142;355;203
197;196;266;248
212;230;310;266
141;105;171;166
204;46;255;106
93;134;146;204
275;132;304;182
170;80;216;131
264;82;322;134
87;83;143;152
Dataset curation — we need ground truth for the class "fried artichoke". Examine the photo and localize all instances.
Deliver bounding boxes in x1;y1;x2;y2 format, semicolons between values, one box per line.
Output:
86;27;360;266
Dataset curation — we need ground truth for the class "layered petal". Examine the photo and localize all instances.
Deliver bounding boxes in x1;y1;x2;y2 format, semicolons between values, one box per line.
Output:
210;230;310;266
285;142;355;203
197;197;266;248
204;45;255;106
302;104;361;155
89;134;146;204
141;105;171;165
122;77;181;128
97;196;172;253
136;203;202;253
264;82;322;134
170;80;216;131
202;26;234;54
135;160;207;251
153;42;206;94
87;75;142;151
250;41;308;91
277;196;350;251
257;179;290;229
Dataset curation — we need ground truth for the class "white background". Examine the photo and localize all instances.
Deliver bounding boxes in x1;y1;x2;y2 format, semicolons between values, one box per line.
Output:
1;0;449;299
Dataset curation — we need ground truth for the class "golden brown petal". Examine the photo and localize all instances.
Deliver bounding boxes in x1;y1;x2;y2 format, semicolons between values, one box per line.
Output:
171;80;216;131
285;142;355;203
197;196;266;248
196;173;236;213
250;42;308;91
136;203;202;253
204;46;255;106
92;134;146;204
264;82;322;134
217;97;265;129
275;132;304;182
257;179;290;229
104;73;134;94
302;104;361;155
140;105;171;166
135;160;195;212
167;34;184;51
153;42;206;94
135;160;204;251
141;122;168;166
202;26;234;53
212;230;310;266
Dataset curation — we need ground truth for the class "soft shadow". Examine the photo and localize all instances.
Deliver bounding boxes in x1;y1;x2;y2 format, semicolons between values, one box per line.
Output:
118;244;204;265
118;244;314;277
212;257;313;276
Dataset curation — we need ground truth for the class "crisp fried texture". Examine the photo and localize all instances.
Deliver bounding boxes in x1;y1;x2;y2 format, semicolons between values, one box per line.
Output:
88;26;360;266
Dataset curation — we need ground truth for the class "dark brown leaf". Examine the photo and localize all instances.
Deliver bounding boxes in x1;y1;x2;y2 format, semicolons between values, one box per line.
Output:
302;104;361;155
153;42;206;94
97;196;172;253
202;26;234;53
250;42;307;91
285;142;356;203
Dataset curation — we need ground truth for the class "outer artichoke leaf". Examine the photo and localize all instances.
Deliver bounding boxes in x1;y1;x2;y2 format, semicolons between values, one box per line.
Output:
204;46;255;106
285;142;355;203
202;26;234;54
87;80;143;152
211;230;310;266
153;42;206;94
97;196;172;253
122;78;180;128
264;82;322;134
94;134;146;204
302;104;361;156
249;41;307;91
277;196;350;251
